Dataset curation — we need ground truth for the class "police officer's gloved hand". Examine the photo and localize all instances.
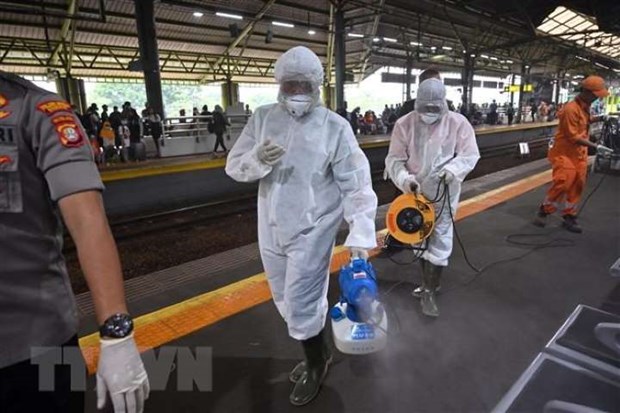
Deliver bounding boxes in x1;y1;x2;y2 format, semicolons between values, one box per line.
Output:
257;140;285;166
439;169;455;183
350;247;369;261
596;144;614;155
97;334;149;413
402;175;420;194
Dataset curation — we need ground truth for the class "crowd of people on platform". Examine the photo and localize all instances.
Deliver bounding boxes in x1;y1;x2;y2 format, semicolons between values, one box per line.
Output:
73;101;162;164
73;101;252;165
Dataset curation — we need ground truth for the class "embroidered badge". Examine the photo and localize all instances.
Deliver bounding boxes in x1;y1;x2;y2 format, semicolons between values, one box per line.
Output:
56;123;85;148
37;100;72;116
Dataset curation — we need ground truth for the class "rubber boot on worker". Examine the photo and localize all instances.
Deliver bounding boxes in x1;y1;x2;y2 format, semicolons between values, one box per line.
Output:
412;259;428;298
532;206;549;228
562;214;582;233
420;261;443;318
290;329;331;406
289;335;332;384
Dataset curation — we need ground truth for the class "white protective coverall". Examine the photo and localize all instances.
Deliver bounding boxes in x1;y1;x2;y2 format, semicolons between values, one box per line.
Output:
225;46;378;340
385;78;480;267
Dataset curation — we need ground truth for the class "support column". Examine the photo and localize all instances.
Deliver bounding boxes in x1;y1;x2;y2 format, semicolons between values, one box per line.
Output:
461;54;474;114
322;84;334;109
221;79;239;109
134;0;164;118
334;6;345;113
509;74;515;106
405;53;413;100
517;64;530;124
56;76;86;113
554;71;562;104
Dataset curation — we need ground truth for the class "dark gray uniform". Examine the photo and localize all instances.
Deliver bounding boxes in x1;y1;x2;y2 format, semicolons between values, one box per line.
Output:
0;72;103;370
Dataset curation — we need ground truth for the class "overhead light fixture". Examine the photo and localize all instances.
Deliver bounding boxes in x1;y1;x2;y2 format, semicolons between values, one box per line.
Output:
308;29;316;35
506;60;513;64
272;21;294;28
575;55;589;61
470;53;476;58
573;74;584;79
480;54;489;59
525;64;530;68
216;12;243;20
347;33;364;38
431;54;446;60
373;37;381;42
462;50;467;53
595;62;610;69
442;46;452;50
410;41;422;46
383;37;397;43
490;56;498;61
193;11;204;17
614;68;620;73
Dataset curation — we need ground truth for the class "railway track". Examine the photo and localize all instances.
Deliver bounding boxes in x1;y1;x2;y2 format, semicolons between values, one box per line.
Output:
63;143;550;293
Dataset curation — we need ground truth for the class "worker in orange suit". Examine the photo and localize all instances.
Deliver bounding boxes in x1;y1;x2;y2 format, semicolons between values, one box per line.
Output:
533;75;613;233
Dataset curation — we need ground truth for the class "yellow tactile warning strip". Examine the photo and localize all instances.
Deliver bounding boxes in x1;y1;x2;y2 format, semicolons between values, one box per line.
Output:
79;169;553;374
100;158;227;183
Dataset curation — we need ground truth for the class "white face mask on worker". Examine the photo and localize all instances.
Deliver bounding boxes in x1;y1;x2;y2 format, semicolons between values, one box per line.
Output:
420;113;440;124
284;95;314;117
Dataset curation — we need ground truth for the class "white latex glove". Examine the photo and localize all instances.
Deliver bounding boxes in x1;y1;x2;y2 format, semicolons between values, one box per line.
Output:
402;175;420;194
350;247;369;260
97;334;149;413
439;169;455;183
596;144;614;155
257;140;285;165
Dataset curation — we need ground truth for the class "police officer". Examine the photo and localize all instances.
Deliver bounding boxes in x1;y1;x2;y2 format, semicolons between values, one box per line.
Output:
0;72;149;412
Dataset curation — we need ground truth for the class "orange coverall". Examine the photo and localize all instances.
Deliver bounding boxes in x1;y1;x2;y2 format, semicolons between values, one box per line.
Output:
541;96;590;216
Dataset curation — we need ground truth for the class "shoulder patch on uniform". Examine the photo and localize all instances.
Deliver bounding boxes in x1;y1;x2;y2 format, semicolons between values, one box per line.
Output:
56;122;85;148
51;114;78;125
37;100;72;116
0;110;11;120
0;94;7;108
0;155;13;167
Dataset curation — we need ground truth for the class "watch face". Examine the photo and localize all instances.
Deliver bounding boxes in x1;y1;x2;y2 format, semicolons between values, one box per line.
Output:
100;313;134;338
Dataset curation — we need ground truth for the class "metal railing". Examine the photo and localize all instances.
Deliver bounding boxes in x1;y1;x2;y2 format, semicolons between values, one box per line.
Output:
162;114;250;138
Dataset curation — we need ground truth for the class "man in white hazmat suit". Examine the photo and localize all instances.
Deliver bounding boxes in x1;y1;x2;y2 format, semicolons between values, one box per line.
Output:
385;78;480;317
225;46;378;406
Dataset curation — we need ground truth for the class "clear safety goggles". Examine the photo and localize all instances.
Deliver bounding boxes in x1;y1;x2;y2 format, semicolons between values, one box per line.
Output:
280;80;315;96
419;103;442;114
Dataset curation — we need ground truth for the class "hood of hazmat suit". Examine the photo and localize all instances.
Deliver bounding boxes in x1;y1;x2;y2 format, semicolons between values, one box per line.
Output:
225;46;378;340
274;46;323;118
384;78;480;267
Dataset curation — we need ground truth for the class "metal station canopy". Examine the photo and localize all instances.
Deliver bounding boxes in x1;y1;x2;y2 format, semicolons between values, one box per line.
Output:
0;0;618;83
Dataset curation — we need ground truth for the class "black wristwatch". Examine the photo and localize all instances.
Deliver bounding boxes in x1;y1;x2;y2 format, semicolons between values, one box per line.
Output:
99;313;134;339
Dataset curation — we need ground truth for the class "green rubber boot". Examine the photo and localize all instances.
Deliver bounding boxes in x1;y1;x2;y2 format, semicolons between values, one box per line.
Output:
289;329;331;406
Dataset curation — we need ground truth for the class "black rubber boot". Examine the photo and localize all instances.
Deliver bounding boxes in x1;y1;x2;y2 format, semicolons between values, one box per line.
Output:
289;342;332;383
562;215;582;233
412;259;428;298
532;206;548;228
420;262;443;318
289;329;331;406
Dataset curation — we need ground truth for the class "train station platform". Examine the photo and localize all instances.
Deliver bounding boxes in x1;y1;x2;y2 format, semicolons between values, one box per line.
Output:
76;158;619;412
98;121;559;217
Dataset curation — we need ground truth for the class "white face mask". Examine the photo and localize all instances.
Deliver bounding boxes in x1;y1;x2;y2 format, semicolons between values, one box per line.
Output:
284;94;314;117
420;113;440;124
